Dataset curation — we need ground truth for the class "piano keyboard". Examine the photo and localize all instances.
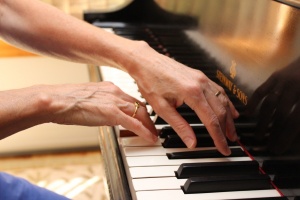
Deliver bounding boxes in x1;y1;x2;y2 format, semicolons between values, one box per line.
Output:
99;63;284;199
97;27;300;200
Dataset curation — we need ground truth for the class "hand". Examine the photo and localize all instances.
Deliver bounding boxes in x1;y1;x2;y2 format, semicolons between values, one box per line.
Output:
0;82;157;142
50;82;158;142
127;42;239;155
246;57;300;155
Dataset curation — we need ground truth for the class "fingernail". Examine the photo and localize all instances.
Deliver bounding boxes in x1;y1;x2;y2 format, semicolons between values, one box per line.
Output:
184;137;195;148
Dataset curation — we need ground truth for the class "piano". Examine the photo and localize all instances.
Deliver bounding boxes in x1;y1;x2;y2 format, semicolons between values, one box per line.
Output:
84;0;300;199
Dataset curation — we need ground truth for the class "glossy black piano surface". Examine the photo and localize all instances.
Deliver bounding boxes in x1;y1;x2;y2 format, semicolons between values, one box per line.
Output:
84;0;300;199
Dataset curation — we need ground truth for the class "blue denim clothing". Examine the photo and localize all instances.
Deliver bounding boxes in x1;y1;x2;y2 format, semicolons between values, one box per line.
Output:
0;172;70;200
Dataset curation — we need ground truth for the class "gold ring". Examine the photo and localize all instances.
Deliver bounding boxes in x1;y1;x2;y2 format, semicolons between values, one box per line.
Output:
215;91;221;97
132;102;140;118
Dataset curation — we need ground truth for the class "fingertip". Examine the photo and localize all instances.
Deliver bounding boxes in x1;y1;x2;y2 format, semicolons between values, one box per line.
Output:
234;109;240;118
222;147;231;156
215;138;231;156
152;134;158;142
183;137;197;148
227;129;238;142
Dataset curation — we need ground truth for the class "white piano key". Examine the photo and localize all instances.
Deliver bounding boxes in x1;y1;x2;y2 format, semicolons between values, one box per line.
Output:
132;177;185;191
129;166;178;178
135;189;282;200
126;156;251;167
102;28;114;33
123;146;241;156
120;137;162;147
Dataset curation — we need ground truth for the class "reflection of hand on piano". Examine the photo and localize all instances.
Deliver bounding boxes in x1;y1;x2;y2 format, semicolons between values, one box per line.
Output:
246;57;300;155
125;42;239;155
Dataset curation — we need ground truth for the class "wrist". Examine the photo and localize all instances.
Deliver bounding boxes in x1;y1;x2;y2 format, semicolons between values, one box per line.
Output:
115;40;155;78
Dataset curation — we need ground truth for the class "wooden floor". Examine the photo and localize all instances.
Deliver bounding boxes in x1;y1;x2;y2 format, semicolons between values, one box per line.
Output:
0;40;37;57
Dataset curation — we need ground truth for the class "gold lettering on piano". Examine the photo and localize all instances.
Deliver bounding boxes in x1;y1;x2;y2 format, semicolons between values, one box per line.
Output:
216;70;234;91
216;70;248;105
230;60;237;79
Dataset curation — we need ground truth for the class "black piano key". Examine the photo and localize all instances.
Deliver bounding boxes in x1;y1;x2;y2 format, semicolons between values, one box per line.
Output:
182;174;272;194
162;134;237;148
262;160;300;175
156;112;202;124
234;198;288;200
162;134;211;148
176;103;193;113
273;174;300;188
160;125;206;138
167;147;246;159
176;160;260;179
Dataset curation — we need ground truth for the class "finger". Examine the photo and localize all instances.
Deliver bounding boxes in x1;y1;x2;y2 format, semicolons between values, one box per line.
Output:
205;89;238;142
211;82;239;119
133;102;158;138
154;100;197;148
209;83;238;141
204;89;227;135
119;101;157;142
185;93;231;155
215;91;237;141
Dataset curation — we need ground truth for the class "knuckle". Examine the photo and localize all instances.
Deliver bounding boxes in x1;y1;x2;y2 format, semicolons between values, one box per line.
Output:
185;83;200;94
215;135;228;146
217;107;227;119
207;115;220;129
218;87;225;94
174;122;189;134
131;119;144;131
219;95;229;107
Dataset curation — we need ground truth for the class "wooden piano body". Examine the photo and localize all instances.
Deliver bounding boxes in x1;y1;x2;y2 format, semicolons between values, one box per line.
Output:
84;0;300;199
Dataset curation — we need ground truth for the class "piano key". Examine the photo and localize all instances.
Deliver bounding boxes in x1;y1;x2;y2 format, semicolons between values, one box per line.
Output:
234;198;288;200
273;174;300;188
262;160;300;175
135;189;282;200
167;147;246;159
279;189;300;198
123;146;226;156
160;125;206;138
155;113;201;124
128;160;259;179
120;136;162;147
125;155;251;167
129;165;178;178
162;134;237;148
132;177;185;191
182;174;272;194
176;160;260;179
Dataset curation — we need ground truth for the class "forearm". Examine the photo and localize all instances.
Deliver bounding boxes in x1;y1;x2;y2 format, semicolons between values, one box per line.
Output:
0;86;53;139
0;0;142;72
0;83;158;142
